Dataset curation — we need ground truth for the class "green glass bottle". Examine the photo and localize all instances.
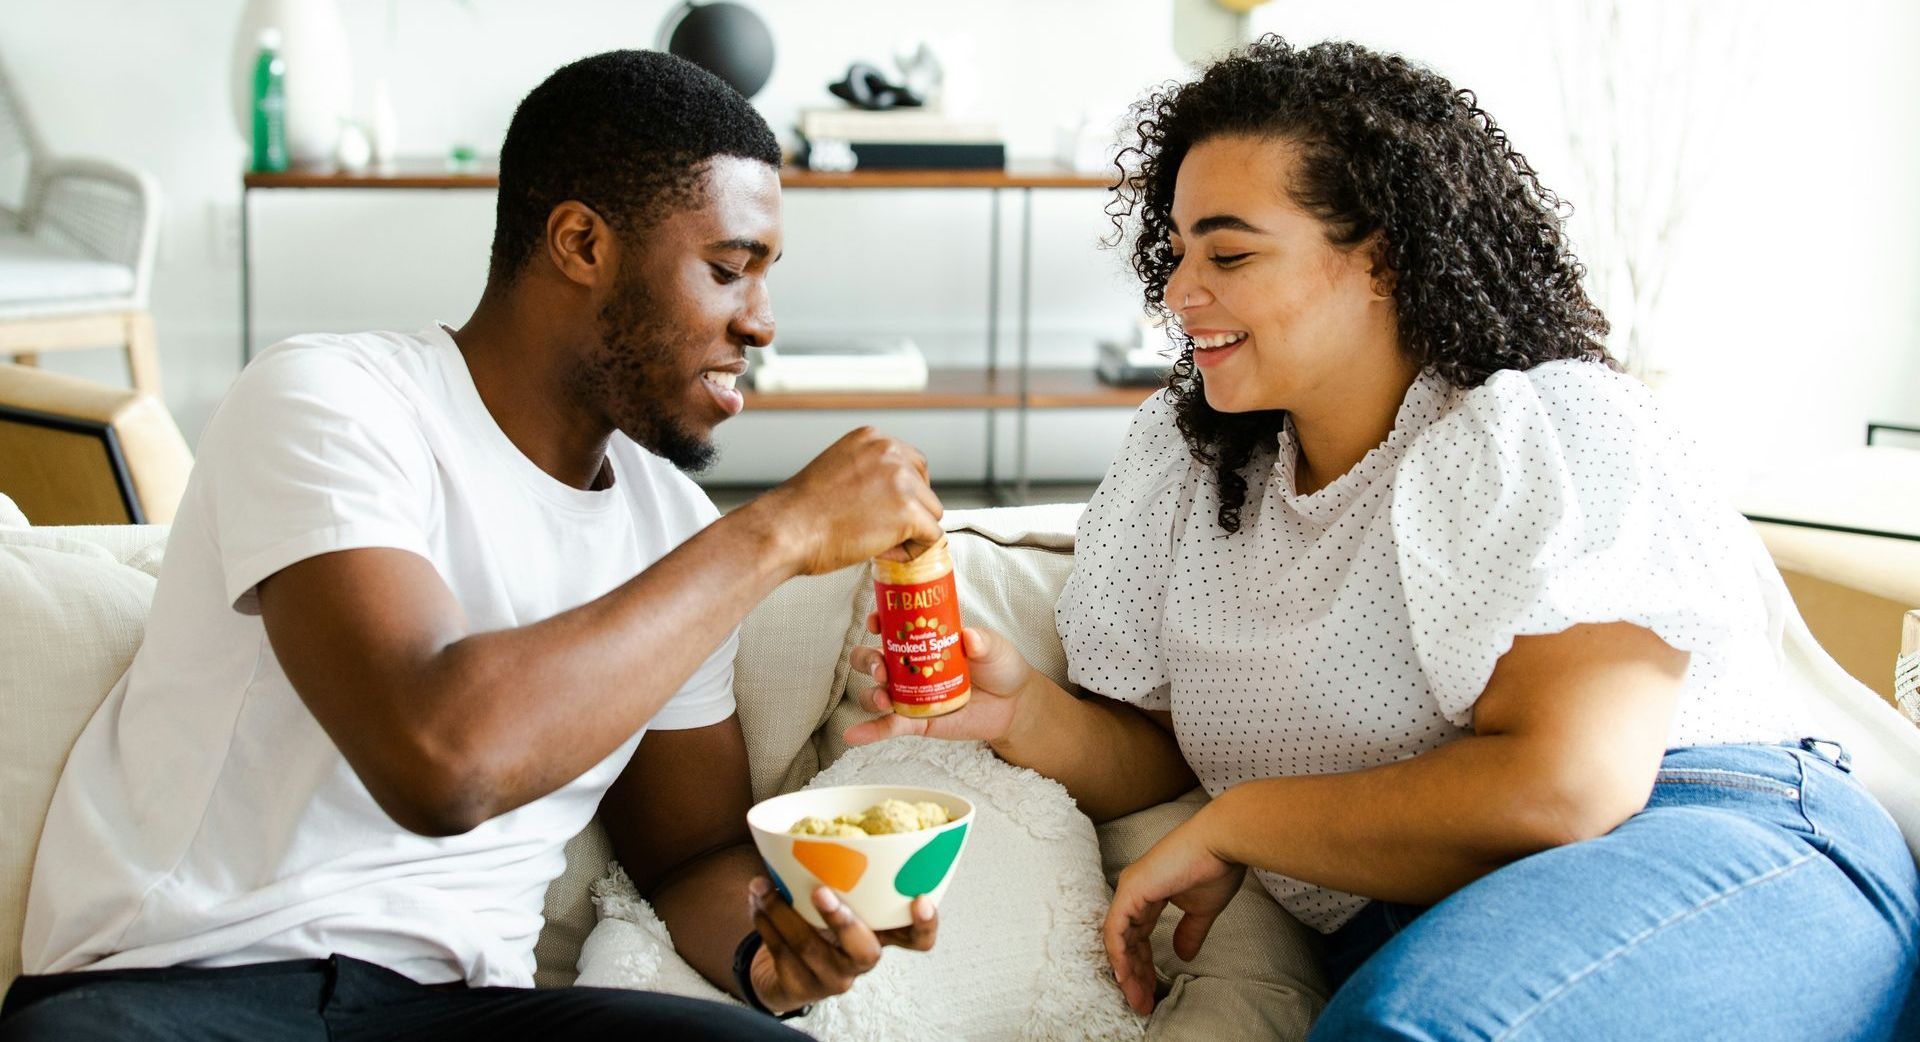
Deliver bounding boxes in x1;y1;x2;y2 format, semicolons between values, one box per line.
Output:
250;29;288;174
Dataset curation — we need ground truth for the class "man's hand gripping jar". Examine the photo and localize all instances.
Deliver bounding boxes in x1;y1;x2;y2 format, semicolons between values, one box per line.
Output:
873;537;971;718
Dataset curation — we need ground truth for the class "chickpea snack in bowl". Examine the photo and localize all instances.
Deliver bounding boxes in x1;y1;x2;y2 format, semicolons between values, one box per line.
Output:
746;784;974;930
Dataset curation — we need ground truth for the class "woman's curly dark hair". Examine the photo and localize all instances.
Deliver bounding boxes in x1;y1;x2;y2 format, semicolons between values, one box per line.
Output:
1108;36;1613;532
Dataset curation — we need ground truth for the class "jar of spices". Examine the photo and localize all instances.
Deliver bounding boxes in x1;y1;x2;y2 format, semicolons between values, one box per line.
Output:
872;537;971;718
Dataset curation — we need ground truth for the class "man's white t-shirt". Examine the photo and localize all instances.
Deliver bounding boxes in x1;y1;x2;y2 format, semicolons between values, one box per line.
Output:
22;325;736;987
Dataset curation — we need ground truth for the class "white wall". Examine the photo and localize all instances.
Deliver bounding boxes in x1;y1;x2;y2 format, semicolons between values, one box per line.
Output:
2;0;1180;484
4;0;1915;488
1250;0;1920;477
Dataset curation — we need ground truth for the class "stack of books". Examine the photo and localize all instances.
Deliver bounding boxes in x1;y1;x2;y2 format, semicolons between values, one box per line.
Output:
797;108;1005;172
748;337;930;394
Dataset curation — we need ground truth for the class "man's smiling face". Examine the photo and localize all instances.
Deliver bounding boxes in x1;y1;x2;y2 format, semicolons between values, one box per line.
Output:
575;156;782;471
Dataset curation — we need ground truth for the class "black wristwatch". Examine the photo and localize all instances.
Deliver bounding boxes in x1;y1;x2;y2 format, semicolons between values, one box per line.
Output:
732;931;811;1021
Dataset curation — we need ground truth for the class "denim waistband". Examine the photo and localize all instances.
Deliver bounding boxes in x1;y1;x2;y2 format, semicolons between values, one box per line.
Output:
1655;738;1851;785
1787;736;1851;772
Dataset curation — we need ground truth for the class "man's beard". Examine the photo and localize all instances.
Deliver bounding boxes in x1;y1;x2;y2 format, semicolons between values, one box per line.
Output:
577;276;718;473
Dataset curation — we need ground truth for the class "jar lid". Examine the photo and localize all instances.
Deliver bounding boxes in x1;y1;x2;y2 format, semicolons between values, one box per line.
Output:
899;534;949;560
874;535;952;585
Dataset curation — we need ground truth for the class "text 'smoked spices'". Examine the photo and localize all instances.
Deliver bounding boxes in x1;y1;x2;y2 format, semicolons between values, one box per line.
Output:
873;537;971;718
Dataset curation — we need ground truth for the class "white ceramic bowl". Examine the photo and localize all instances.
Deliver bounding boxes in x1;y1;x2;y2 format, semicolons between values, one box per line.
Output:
746;784;975;930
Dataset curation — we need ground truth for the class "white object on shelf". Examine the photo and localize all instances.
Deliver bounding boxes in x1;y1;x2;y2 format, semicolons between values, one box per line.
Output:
1054;114;1119;176
334;122;371;174
1095;316;1181;386
231;0;353;165
750;338;929;394
804;139;857;173
369;76;397;169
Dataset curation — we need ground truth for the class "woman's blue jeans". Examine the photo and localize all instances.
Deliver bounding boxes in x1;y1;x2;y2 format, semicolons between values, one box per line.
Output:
1313;741;1920;1041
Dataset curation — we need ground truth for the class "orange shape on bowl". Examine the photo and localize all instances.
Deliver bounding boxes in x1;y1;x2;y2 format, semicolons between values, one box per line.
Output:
791;839;868;892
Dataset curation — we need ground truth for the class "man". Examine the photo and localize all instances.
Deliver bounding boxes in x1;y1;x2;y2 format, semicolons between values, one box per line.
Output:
1;50;946;1040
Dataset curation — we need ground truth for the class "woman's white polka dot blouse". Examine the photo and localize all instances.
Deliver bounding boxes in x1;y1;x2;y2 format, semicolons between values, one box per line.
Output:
1056;359;1807;932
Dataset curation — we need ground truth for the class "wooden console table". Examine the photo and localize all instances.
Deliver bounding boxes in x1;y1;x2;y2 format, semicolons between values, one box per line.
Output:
240;160;1153;501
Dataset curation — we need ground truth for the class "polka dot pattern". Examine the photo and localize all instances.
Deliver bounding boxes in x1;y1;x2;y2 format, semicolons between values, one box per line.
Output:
1058;361;1807;932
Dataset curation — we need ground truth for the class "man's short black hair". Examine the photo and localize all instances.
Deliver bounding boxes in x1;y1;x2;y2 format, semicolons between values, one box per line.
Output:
487;49;782;284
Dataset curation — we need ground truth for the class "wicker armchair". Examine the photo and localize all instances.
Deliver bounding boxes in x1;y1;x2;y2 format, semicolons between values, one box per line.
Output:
0;56;163;396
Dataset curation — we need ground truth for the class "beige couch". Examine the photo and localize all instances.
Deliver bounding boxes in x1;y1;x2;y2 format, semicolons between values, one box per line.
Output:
6;501;1920;1027
1754;521;1920;711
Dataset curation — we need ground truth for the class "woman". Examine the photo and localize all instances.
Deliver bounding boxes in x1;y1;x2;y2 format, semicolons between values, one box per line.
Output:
848;37;1919;1040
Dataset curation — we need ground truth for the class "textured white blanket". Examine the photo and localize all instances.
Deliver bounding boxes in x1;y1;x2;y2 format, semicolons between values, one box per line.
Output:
576;738;1145;1041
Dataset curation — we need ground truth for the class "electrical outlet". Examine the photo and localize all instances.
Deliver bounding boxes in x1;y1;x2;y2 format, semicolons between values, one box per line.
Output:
208;200;244;263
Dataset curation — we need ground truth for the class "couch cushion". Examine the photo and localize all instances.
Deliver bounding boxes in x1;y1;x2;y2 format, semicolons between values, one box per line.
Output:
0;497;170;575
0;230;134;306
737;565;875;800
0;524;158;986
1097;792;1327;1038
531;822;616;988
21;524;168;577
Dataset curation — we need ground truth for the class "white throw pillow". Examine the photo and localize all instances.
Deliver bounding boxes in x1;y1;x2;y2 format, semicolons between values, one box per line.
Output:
578;737;1145;1041
0;524;159;986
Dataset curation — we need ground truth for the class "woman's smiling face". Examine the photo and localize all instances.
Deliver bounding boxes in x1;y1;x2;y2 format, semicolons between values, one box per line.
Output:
1162;134;1397;415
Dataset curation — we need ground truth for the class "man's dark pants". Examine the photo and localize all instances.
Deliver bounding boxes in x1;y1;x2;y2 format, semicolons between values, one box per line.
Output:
0;955;805;1041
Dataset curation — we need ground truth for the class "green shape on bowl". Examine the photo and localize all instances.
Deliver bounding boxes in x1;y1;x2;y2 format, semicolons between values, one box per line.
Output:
893;823;967;897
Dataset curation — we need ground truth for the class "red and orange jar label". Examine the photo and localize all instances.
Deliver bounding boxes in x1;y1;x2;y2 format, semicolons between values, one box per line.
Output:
873;537;971;718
